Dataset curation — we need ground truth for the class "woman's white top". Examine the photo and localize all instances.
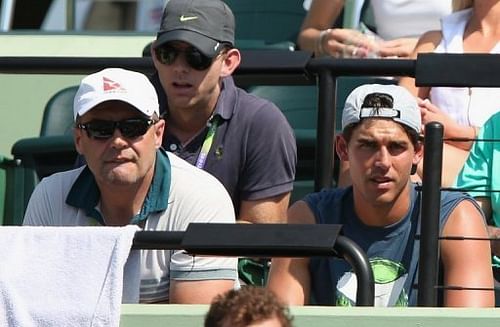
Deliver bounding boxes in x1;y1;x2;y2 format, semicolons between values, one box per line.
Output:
430;9;500;127
371;0;452;39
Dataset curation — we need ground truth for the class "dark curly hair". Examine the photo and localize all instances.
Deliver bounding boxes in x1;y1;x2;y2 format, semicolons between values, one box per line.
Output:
204;286;293;327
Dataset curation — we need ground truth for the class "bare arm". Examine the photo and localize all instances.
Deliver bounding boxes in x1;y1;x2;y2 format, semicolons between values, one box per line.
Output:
298;0;376;57
399;30;442;98
267;201;316;305
169;280;234;304
238;193;290;224
475;197;500;256
399;31;477;151
298;0;344;53
376;37;418;58
418;99;478;151
440;200;495;307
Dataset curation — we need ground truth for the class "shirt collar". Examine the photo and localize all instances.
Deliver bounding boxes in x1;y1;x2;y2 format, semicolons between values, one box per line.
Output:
157;75;237;123
214;76;236;121
66;149;171;225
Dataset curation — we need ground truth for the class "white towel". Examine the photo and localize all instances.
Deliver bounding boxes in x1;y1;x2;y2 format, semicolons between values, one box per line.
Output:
0;225;139;327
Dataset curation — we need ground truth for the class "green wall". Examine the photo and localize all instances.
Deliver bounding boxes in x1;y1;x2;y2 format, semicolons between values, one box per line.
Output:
120;305;500;327
0;33;155;157
0;74;82;156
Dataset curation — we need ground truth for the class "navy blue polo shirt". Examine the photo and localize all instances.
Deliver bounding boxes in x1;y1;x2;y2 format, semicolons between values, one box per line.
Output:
151;74;297;214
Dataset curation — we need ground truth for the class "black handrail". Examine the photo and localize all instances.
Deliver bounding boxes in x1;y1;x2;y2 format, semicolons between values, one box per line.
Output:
132;223;375;306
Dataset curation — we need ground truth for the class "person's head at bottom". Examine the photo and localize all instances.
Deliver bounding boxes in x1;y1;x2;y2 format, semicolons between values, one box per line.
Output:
204;286;293;327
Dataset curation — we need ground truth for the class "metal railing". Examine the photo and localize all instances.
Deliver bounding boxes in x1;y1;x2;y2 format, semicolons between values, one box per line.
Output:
2;52;500;306
132;223;374;306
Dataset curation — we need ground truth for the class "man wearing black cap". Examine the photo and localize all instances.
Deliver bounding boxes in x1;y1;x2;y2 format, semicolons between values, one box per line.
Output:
150;0;297;227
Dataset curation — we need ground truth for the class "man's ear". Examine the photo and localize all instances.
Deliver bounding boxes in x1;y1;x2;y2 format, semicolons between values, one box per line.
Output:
154;119;166;148
336;134;349;161
220;48;241;77
74;128;84;155
412;141;424;168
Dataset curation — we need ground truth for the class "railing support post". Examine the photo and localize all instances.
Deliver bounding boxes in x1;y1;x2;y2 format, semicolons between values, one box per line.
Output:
418;122;443;306
315;71;336;191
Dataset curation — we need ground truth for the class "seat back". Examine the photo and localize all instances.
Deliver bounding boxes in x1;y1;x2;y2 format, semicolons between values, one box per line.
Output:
40;85;78;136
247;85;317;182
247;85;316;204
224;0;307;46
247;85;317;130
8;85;79;224
30;85;79;178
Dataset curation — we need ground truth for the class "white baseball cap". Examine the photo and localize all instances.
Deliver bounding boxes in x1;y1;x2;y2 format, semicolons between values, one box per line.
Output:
73;68;159;120
341;84;421;133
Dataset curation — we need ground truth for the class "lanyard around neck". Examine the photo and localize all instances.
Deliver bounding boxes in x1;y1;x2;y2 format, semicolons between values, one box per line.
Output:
195;116;219;169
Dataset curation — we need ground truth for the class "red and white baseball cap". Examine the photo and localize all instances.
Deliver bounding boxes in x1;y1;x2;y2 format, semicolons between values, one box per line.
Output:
73;68;159;120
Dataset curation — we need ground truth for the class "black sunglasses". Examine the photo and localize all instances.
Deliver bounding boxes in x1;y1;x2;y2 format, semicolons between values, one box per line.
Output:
76;118;157;140
154;45;218;71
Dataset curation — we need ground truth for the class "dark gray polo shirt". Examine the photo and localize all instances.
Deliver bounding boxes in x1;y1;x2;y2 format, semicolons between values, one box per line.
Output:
152;74;297;214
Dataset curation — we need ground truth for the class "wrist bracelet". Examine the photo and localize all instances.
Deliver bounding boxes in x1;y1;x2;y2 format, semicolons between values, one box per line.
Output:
316;29;331;56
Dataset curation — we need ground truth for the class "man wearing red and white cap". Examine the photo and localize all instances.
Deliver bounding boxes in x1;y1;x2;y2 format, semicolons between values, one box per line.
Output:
24;68;238;304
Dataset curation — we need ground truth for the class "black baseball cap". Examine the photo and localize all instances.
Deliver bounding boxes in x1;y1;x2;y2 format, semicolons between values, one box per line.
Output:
155;0;235;57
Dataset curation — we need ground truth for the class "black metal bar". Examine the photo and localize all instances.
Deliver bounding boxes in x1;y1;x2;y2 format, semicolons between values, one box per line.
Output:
181;223;342;257
334;235;375;306
418;122;444;306
415;53;500;87
315;71;336;191
3;53;500;86
0;51;314;84
0;57;155;75
129;224;374;306
307;57;415;77
0;54;314;87
131;231;185;250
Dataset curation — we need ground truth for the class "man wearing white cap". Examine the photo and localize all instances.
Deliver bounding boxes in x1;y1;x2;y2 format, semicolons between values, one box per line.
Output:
268;84;494;307
23;68;238;304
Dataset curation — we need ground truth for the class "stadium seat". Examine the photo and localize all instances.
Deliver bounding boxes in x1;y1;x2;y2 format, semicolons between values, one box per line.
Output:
40;85;78;136
247;85;316;181
224;0;307;48
0;154;36;225
8;86;78;224
12;85;78;180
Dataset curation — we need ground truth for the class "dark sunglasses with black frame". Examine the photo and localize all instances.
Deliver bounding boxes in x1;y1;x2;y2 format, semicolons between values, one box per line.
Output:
76;118;158;140
154;43;232;71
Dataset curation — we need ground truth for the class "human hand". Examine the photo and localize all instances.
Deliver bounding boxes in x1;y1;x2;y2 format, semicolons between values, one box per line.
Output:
320;28;379;58
377;37;418;58
418;98;459;138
